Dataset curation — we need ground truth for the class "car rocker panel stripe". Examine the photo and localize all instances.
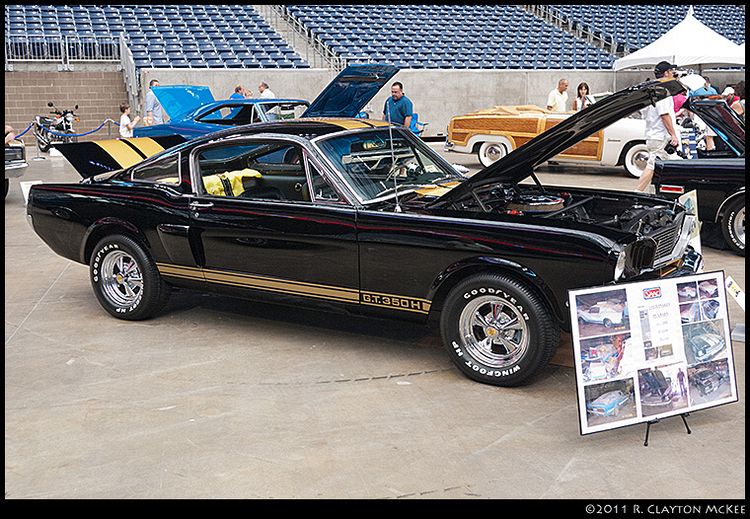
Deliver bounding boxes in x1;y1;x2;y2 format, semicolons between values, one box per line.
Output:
155;262;430;314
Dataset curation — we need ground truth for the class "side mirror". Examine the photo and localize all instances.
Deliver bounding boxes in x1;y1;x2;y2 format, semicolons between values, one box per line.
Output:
47;101;54;107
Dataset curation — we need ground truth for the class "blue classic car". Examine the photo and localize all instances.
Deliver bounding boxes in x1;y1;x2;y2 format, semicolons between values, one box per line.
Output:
586;390;631;417
133;64;400;141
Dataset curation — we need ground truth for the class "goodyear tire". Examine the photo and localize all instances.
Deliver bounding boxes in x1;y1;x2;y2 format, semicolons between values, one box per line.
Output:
90;235;169;320
440;273;560;387
721;197;745;256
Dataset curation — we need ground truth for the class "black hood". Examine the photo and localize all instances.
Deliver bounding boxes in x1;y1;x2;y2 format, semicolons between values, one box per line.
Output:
437;78;688;205
683;96;745;156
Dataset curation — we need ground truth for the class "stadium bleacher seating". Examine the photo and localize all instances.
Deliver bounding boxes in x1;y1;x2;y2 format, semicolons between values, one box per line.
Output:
4;4;309;69
285;5;617;69
4;5;745;70
548;5;746;53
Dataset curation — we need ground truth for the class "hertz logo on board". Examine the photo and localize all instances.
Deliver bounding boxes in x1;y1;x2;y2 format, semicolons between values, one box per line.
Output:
642;287;662;300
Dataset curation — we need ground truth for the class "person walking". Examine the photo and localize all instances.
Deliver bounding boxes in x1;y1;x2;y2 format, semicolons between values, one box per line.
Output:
382;81;413;128
546;78;569;113
636;61;680;193
144;78;164;125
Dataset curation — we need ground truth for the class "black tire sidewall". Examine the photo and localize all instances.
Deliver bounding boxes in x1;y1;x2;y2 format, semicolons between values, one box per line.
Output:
90;235;164;320
440;274;557;386
721;198;745;256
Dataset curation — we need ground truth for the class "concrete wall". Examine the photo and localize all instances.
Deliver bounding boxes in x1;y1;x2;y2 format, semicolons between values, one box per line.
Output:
141;68;745;137
4;70;128;145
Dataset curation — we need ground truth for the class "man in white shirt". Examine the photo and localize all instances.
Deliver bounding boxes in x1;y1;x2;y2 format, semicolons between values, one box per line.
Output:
258;82;276;99
546;79;569;113
636;61;680;192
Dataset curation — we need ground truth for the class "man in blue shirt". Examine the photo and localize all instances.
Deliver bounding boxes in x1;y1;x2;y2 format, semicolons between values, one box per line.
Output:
230;85;250;99
689;76;719;97
382;81;413;128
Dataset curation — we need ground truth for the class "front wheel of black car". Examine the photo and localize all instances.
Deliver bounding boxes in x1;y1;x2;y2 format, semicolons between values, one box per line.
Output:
90;235;170;320
721;198;745;256
440;274;560;387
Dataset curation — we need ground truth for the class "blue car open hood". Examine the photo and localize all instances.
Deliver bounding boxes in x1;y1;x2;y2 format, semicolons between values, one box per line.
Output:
152;85;216;121
302;64;399;118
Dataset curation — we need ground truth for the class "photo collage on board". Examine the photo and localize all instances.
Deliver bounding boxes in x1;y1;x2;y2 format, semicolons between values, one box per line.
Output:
572;273;737;434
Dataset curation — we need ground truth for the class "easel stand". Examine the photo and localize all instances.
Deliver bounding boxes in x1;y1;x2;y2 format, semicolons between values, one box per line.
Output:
643;413;692;447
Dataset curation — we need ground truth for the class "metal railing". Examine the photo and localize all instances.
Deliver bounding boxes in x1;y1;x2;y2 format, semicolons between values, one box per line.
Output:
260;5;348;71
119;34;141;116
5;35;121;70
523;5;626;57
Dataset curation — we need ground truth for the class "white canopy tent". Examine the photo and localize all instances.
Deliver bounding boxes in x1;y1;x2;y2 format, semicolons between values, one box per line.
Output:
613;8;745;71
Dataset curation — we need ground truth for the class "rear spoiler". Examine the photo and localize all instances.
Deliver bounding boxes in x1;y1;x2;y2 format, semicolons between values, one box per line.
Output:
54;135;186;178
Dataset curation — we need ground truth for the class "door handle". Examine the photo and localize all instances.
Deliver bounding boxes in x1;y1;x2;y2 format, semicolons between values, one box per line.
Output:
189;201;214;209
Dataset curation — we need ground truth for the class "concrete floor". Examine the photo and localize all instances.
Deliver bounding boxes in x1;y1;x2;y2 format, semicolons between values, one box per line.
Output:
5;147;745;499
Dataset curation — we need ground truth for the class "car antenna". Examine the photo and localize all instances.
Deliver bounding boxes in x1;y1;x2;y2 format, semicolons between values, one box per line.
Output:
385;97;402;213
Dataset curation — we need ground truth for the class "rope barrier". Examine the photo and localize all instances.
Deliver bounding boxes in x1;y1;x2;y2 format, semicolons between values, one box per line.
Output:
13;122;35;139
39;118;117;138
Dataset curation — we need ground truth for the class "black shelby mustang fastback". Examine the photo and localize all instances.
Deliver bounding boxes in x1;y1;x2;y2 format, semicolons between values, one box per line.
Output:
28;77;702;387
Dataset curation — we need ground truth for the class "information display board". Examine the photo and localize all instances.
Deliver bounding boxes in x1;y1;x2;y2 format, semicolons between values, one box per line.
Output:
569;271;738;435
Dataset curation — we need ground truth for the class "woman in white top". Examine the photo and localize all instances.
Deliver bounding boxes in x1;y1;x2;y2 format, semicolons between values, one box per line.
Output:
572;82;590;112
119;102;141;138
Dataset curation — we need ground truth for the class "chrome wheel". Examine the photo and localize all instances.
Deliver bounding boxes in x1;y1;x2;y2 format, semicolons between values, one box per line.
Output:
478;142;508;167
100;250;143;307
458;295;529;368
624;143;649;178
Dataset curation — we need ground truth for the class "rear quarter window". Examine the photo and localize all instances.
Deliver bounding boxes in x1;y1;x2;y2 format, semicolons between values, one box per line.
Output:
131;153;181;186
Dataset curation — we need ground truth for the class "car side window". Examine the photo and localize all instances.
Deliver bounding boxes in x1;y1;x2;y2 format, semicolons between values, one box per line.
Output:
131;152;181;186
195;142;309;203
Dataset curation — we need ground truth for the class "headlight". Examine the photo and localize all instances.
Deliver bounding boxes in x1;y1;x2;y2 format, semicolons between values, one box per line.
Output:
614;250;627;281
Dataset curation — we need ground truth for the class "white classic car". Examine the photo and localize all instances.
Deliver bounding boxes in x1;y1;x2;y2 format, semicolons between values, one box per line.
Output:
578;302;625;328
445;97;681;178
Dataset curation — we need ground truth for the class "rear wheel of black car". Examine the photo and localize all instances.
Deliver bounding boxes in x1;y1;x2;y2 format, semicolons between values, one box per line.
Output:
90;235;170;320
440;273;560;387
721;198;745;256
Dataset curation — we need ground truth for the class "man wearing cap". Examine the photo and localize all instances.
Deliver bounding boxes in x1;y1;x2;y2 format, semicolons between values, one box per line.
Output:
636;61;680;192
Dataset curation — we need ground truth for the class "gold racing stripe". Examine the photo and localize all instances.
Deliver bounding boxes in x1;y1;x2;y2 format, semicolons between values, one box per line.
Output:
156;263;430;313
94;139;145;169
124;137;165;158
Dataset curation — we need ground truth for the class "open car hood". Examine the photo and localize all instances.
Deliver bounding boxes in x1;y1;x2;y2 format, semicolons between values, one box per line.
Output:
683;96;745;156
54;135;186;178
152;85;216;121
436;77;689;206
302;64;399;118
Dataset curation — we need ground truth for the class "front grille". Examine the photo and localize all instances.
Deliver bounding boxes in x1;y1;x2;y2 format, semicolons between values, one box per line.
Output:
650;226;679;265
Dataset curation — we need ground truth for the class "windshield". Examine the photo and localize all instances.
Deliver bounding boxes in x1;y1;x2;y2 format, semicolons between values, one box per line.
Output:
316;128;462;202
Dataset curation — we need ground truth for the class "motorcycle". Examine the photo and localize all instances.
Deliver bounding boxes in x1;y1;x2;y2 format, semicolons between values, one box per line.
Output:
33;101;80;153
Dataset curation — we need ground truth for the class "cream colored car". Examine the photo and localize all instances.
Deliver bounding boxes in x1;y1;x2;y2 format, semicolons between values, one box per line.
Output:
446;103;657;178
